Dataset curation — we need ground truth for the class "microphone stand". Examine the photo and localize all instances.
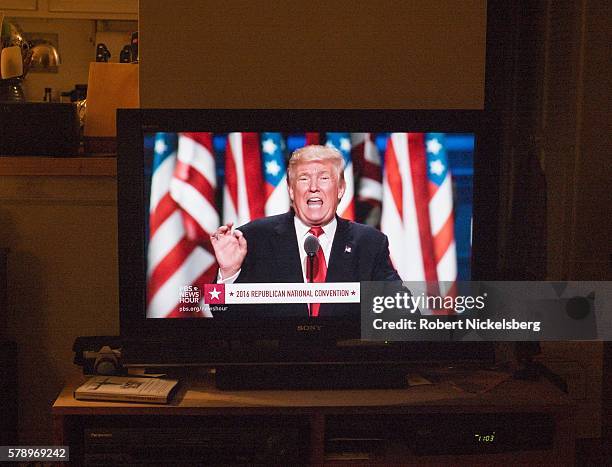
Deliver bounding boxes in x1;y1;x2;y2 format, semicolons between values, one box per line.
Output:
307;253;315;283
307;253;315;317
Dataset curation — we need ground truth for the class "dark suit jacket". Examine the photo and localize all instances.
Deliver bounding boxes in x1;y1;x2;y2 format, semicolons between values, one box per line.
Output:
223;211;401;318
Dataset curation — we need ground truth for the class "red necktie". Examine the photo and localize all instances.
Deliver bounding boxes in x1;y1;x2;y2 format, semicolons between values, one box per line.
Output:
306;226;327;317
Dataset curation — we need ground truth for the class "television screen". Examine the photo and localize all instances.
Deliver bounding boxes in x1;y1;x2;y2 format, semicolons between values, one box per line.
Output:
142;130;475;320
117;109;497;367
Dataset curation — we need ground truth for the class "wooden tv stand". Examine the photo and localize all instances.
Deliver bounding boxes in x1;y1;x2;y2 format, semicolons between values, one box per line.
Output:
53;372;575;465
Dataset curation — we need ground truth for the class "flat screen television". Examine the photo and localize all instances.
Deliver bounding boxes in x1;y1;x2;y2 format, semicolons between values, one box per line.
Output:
117;109;499;385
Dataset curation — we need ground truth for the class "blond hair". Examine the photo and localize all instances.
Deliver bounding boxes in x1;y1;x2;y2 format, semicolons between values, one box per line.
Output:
287;145;345;184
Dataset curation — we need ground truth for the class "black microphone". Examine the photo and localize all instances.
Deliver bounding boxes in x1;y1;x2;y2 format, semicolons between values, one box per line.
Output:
304;234;320;283
304;234;320;257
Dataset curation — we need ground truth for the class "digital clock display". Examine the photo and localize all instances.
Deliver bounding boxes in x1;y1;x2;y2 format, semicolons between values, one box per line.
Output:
474;432;496;443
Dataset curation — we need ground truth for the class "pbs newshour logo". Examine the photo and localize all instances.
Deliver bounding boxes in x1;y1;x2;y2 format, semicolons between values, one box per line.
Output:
179;285;201;305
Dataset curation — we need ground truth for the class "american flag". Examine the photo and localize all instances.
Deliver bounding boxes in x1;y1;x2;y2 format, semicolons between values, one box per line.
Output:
325;132;355;220
261;132;290;216
351;132;382;226
425;133;457;298
147;132;219;318
223;132;266;226
381;133;457;308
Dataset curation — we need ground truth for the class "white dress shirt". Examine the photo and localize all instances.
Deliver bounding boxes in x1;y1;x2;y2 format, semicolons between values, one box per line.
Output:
293;215;336;282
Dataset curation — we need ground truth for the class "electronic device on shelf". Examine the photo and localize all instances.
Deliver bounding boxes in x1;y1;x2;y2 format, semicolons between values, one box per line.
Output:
116;109;501;386
324;412;555;458
82;416;308;465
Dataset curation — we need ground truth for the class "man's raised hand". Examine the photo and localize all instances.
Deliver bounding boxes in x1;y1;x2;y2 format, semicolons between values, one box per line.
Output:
210;223;247;279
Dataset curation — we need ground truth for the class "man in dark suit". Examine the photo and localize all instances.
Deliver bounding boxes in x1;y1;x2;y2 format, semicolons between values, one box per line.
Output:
210;145;401;317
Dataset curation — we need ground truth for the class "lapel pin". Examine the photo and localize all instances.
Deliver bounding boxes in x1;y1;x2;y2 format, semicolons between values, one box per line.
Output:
344;245;352;254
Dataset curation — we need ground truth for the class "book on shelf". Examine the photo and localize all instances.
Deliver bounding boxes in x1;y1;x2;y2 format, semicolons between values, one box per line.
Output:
74;376;180;404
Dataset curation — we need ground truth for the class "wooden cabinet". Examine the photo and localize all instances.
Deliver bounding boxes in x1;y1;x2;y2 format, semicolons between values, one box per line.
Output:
53;375;576;465
0;0;137;20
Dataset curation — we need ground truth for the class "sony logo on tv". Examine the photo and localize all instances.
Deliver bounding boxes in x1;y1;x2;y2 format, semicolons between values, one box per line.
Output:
296;325;323;332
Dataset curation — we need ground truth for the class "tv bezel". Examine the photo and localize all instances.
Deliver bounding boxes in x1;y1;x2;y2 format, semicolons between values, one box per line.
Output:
117;109;499;365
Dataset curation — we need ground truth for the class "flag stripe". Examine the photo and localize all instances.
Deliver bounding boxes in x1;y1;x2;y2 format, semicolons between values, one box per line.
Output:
224;135;239;221
361;159;383;185
177;134;217;189
436;240;457;282
428;175;453;234
337;163;355;219
385;137;404;220
149;192;178;238
408;133;438;282
180;211;214;250
351;132;365;147
147;210;185;274
233;134;249;219
241;133;266;220
170;178;219;235
147;236;194;303
305;132;320;145
174;159;216;205
150;154;176;213
223;184;239;227
363;141;382;165
358;177;383;202
433;214;455;262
